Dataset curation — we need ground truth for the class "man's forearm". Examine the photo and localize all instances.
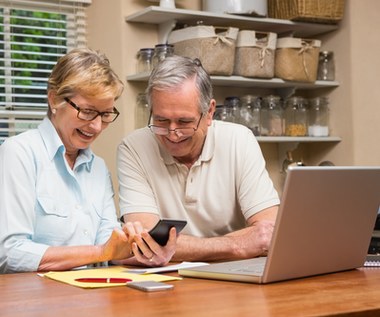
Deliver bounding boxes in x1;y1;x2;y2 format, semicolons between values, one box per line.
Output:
173;223;272;262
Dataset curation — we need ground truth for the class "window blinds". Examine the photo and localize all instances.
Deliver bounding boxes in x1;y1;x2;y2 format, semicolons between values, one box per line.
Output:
0;0;89;143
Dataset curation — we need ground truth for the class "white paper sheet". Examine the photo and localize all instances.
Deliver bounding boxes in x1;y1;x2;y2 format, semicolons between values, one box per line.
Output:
125;261;209;274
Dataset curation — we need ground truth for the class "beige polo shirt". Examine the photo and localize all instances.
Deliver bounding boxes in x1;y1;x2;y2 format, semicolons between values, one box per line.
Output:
117;120;279;237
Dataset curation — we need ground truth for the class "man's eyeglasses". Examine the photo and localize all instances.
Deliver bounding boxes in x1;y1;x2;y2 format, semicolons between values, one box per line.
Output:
64;97;120;123
148;113;203;138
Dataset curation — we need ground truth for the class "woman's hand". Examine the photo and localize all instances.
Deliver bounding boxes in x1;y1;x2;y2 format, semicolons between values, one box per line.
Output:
99;227;133;262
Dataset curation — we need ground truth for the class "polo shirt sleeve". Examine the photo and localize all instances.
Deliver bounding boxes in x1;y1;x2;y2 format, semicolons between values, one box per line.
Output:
117;129;160;219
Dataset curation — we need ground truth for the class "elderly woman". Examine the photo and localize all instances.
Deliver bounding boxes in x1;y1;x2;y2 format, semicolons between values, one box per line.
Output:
0;48;176;273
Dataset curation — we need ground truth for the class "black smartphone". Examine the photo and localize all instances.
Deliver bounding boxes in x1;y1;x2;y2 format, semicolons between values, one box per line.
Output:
148;219;187;246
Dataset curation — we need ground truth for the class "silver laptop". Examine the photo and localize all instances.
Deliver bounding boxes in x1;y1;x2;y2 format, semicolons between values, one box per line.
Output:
179;166;380;284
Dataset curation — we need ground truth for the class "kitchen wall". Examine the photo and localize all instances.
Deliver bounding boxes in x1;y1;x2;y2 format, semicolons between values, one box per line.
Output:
87;0;380;203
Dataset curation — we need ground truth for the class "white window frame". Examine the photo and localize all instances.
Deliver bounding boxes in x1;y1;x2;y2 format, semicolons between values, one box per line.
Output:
0;0;89;144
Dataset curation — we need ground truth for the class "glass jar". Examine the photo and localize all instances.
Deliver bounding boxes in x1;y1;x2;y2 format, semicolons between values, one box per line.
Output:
239;94;261;136
152;44;174;68
284;96;308;136
213;105;231;122
308;96;330;137
136;48;154;73
224;96;241;123
260;95;283;136
135;93;150;129
317;51;335;81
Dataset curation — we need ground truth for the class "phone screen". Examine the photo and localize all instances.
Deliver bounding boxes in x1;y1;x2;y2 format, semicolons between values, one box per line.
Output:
148;219;187;246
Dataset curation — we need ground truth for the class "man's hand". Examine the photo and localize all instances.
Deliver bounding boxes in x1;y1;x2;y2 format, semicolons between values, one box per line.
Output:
172;206;278;262
225;219;275;258
122;221;177;267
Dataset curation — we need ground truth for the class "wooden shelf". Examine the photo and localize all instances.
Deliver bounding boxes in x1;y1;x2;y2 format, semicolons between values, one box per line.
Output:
125;6;339;37
127;72;338;89
256;136;341;143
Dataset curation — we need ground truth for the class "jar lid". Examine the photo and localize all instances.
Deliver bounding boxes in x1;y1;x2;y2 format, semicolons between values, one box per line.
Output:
241;94;260;103
154;44;174;48
262;94;281;102
138;48;155;56
286;96;306;107
309;96;329;106
320;51;333;56
224;96;240;107
241;95;261;108
262;95;281;105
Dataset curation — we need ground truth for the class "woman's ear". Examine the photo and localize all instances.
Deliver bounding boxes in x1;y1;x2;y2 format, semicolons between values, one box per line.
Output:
47;90;57;108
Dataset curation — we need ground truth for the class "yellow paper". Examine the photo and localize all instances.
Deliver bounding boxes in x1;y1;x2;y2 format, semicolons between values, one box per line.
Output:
42;266;181;289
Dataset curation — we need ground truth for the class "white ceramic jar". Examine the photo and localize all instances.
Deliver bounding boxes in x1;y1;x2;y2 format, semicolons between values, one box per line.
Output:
202;0;267;17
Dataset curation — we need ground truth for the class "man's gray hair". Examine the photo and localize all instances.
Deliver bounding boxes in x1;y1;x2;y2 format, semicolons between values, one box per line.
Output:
145;55;213;114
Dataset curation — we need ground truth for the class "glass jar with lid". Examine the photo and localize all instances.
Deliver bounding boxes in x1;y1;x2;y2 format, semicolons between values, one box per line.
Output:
224;96;241;123
317;51;335;81
152;44;174;68
308;96;330;137
213;105;231;122
135;93;150;129
239;94;261;136
260;95;283;136
136;48;154;73
284;96;308;136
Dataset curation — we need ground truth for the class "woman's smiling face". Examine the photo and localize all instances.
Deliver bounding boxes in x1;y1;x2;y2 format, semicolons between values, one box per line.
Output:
49;93;115;155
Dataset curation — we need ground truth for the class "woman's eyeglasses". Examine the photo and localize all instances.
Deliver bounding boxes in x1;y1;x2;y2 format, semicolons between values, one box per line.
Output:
64;98;119;123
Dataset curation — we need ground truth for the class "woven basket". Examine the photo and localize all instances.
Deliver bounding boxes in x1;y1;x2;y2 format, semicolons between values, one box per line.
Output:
268;0;345;24
168;25;238;76
275;37;321;82
234;30;277;78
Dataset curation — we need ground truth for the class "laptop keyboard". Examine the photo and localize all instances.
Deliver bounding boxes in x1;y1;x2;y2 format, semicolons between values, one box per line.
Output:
228;262;265;275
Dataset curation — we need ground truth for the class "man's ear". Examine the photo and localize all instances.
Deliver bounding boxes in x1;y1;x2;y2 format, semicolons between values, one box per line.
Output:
206;99;216;125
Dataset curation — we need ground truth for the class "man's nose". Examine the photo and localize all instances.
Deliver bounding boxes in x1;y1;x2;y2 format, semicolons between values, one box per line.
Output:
167;128;183;139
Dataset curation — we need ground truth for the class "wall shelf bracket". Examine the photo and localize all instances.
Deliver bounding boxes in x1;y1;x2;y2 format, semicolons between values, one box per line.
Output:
158;19;177;43
275;87;296;99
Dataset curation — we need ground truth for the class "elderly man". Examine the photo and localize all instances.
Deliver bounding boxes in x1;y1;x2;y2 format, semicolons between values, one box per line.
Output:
117;56;279;265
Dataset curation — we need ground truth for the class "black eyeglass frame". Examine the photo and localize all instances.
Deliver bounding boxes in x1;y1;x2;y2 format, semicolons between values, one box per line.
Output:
147;112;203;137
64;97;120;123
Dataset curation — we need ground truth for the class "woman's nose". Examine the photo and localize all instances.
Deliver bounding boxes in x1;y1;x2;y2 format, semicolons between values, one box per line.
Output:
89;115;104;131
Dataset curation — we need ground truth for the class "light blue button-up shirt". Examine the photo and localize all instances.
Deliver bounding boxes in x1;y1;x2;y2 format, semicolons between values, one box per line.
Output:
0;118;120;273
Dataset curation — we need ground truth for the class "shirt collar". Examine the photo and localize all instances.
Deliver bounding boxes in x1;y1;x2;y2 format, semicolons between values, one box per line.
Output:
38;117;94;171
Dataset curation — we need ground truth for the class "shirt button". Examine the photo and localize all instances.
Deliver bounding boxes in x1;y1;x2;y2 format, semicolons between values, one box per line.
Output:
83;230;88;235
75;204;81;210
